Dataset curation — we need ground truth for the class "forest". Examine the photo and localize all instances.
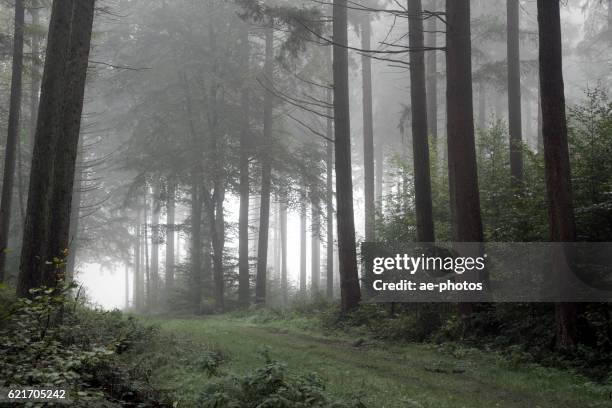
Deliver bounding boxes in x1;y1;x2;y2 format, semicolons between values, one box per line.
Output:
0;0;612;406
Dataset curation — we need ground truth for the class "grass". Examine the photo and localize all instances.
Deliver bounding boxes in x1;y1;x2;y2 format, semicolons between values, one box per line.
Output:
138;314;612;408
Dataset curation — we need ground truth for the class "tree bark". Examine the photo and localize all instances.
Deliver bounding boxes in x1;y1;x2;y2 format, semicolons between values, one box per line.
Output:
150;185;160;307
537;0;578;349
255;22;274;305
133;212;142;311
18;0;95;296
165;181;175;299
446;0;484;316
311;194;320;294
361;14;375;243
326;91;334;299
300;200;307;294
0;0;26;281
426;0;438;146
507;0;524;187
333;0;361;312
408;0;435;243
190;181;202;311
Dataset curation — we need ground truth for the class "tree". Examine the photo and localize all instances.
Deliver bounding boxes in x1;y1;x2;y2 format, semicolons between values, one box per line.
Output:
311;193;320;293
18;0;96;296
426;0;438;145
165;181;176;300
238;23;251;306
537;0;578;349
507;0;524;186
333;0;361;312
326;90;334;299
408;0;435;242
446;0;484;314
361;12;375;243
255;22;274;305
0;0;26;280
300;200;307;294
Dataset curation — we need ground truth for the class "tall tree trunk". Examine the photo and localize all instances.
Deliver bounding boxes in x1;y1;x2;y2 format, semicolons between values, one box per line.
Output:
426;0;438;146
507;0;524;187
326;92;334;299
311;194;320;294
133;214;141;311
0;0;26;281
190;181;202;311
361;14;375;243
280;200;287;304
18;0;95;296
409;0;435;243
150;186;160;307
165;181;175;300
300;200;307;294
238;76;250;304
210;186;225;311
333;0;361;312
375;143;383;206
255;22;274;305
446;0;484;315
143;187;150;308
537;0;578;349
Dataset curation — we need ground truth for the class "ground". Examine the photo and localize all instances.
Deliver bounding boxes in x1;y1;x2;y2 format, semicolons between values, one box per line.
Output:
140;315;611;408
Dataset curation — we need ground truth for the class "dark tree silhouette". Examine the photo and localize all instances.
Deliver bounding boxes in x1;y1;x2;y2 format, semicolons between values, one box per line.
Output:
333;0;361;312
537;0;578;349
408;0;435;242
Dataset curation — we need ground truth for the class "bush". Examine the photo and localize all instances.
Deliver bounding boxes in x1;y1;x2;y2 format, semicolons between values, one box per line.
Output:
0;282;165;405
199;349;366;408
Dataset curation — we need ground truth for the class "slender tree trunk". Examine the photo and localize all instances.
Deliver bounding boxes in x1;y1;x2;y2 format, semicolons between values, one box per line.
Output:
326;91;334;299
0;0;26;281
537;0;578;349
446;0;484;315
150;186;160;307
133;215;141;311
190;181;202;311
255;22;274;305
361;14;375;243
238;88;250;304
311;195;320;294
143;188;150;308
375;143;383;206
18;0;95;296
409;0;435;243
165;181;175;299
507;0;523;187
280;200;287;304
426;0;438;146
210;187;225;311
300;200;307;294
333;0;361;312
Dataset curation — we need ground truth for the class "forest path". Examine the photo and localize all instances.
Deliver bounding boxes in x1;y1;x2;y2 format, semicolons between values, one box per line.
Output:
147;316;607;408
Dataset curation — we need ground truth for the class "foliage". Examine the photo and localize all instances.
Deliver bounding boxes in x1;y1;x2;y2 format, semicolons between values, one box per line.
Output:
199;349;366;408
0;282;164;405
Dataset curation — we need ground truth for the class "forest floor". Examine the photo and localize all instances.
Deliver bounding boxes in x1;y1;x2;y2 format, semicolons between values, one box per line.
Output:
139;315;610;408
